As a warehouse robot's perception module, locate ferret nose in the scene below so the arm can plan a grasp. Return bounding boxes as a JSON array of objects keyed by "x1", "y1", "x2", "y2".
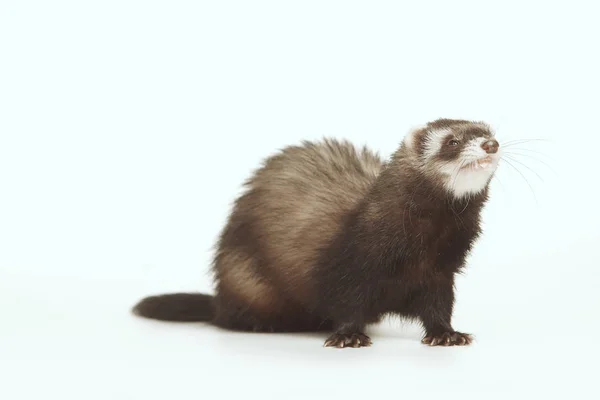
[{"x1": 481, "y1": 139, "x2": 499, "y2": 154}]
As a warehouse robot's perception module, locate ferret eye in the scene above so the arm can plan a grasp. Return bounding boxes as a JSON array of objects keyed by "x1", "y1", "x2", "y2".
[{"x1": 448, "y1": 139, "x2": 460, "y2": 146}]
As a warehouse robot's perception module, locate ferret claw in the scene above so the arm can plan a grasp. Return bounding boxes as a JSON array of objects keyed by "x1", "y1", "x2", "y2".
[
  {"x1": 422, "y1": 332, "x2": 473, "y2": 347},
  {"x1": 324, "y1": 333, "x2": 372, "y2": 348}
]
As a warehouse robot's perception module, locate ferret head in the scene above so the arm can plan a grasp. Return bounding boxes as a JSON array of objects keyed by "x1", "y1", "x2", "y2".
[{"x1": 402, "y1": 118, "x2": 501, "y2": 198}]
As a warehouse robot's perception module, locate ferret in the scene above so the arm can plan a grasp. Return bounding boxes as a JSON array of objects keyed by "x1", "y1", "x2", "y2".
[{"x1": 133, "y1": 118, "x2": 501, "y2": 348}]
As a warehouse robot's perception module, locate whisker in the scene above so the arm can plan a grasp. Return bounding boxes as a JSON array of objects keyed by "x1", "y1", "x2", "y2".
[
  {"x1": 447, "y1": 159, "x2": 471, "y2": 225},
  {"x1": 503, "y1": 147, "x2": 554, "y2": 160},
  {"x1": 500, "y1": 158, "x2": 538, "y2": 204},
  {"x1": 501, "y1": 137, "x2": 551, "y2": 143},
  {"x1": 502, "y1": 154, "x2": 545, "y2": 182},
  {"x1": 502, "y1": 151, "x2": 557, "y2": 175},
  {"x1": 458, "y1": 193, "x2": 471, "y2": 214},
  {"x1": 491, "y1": 174, "x2": 507, "y2": 194},
  {"x1": 502, "y1": 138, "x2": 552, "y2": 148},
  {"x1": 450, "y1": 159, "x2": 469, "y2": 194}
]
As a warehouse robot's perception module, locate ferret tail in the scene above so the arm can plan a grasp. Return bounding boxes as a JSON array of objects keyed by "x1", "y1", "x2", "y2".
[{"x1": 132, "y1": 293, "x2": 214, "y2": 322}]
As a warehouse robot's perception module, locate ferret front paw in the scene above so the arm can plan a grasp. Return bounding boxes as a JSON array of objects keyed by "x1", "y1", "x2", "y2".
[
  {"x1": 421, "y1": 331, "x2": 473, "y2": 346},
  {"x1": 324, "y1": 333, "x2": 372, "y2": 348}
]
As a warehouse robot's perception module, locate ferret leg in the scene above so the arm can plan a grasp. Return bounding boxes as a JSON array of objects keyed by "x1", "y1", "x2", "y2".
[
  {"x1": 416, "y1": 281, "x2": 473, "y2": 346},
  {"x1": 323, "y1": 320, "x2": 372, "y2": 348}
]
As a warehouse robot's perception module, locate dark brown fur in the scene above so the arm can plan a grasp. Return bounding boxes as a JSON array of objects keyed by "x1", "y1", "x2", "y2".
[{"x1": 133, "y1": 119, "x2": 495, "y2": 348}]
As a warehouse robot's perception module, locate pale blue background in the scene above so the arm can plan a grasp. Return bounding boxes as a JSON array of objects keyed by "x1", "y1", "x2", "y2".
[{"x1": 1, "y1": 1, "x2": 598, "y2": 399}]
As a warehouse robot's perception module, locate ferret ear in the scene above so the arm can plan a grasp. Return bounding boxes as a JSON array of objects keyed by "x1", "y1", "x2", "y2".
[{"x1": 403, "y1": 125, "x2": 427, "y2": 150}]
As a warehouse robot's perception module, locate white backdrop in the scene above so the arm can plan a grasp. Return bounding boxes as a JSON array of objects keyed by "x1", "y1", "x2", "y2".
[{"x1": 1, "y1": 1, "x2": 599, "y2": 399}]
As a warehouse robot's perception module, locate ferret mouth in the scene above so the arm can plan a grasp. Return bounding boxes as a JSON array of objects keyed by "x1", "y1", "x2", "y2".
[{"x1": 461, "y1": 156, "x2": 494, "y2": 170}]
